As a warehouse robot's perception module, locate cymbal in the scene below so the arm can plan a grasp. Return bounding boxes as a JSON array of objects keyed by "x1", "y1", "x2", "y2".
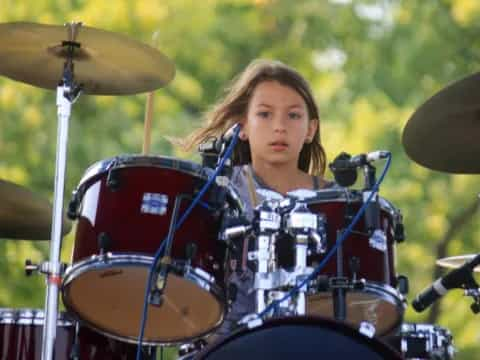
[
  {"x1": 402, "y1": 72, "x2": 480, "y2": 173},
  {"x1": 0, "y1": 179, "x2": 72, "y2": 240},
  {"x1": 436, "y1": 255, "x2": 480, "y2": 273},
  {"x1": 0, "y1": 22, "x2": 175, "y2": 95}
]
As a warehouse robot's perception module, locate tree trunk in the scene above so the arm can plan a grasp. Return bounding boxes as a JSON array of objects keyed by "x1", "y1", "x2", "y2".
[{"x1": 427, "y1": 197, "x2": 480, "y2": 324}]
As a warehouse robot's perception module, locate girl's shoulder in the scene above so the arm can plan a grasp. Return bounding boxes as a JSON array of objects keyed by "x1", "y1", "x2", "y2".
[
  {"x1": 313, "y1": 176, "x2": 338, "y2": 190},
  {"x1": 231, "y1": 165, "x2": 249, "y2": 186}
]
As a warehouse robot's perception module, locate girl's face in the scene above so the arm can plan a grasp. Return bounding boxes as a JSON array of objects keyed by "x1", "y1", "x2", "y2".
[{"x1": 242, "y1": 80, "x2": 318, "y2": 170}]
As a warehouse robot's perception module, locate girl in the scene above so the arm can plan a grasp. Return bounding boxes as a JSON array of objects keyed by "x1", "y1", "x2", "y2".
[{"x1": 184, "y1": 59, "x2": 332, "y2": 337}]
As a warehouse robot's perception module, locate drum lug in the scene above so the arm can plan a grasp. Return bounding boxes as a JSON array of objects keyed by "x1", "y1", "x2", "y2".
[
  {"x1": 349, "y1": 256, "x2": 360, "y2": 279},
  {"x1": 67, "y1": 190, "x2": 79, "y2": 220},
  {"x1": 358, "y1": 321, "x2": 376, "y2": 338},
  {"x1": 97, "y1": 232, "x2": 112, "y2": 254},
  {"x1": 396, "y1": 275, "x2": 409, "y2": 295},
  {"x1": 238, "y1": 313, "x2": 264, "y2": 329},
  {"x1": 106, "y1": 168, "x2": 121, "y2": 191},
  {"x1": 394, "y1": 223, "x2": 405, "y2": 243},
  {"x1": 178, "y1": 339, "x2": 207, "y2": 358},
  {"x1": 185, "y1": 242, "x2": 198, "y2": 262}
]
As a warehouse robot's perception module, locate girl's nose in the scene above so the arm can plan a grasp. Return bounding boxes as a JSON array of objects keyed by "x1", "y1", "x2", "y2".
[{"x1": 273, "y1": 114, "x2": 287, "y2": 133}]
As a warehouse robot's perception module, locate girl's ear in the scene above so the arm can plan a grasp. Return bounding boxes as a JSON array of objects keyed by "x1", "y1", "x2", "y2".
[
  {"x1": 306, "y1": 118, "x2": 319, "y2": 143},
  {"x1": 239, "y1": 117, "x2": 248, "y2": 140},
  {"x1": 239, "y1": 131, "x2": 248, "y2": 140}
]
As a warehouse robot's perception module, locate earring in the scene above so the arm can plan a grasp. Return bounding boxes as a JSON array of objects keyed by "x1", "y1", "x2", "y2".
[{"x1": 239, "y1": 131, "x2": 247, "y2": 140}]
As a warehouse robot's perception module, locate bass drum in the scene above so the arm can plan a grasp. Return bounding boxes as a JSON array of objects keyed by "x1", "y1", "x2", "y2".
[
  {"x1": 62, "y1": 155, "x2": 242, "y2": 345},
  {"x1": 196, "y1": 316, "x2": 402, "y2": 359}
]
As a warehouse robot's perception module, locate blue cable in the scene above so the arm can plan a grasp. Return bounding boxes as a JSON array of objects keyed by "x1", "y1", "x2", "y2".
[
  {"x1": 135, "y1": 125, "x2": 241, "y2": 359},
  {"x1": 256, "y1": 153, "x2": 392, "y2": 319}
]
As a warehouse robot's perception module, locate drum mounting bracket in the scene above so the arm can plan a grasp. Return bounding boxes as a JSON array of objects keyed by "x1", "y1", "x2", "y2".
[{"x1": 25, "y1": 259, "x2": 67, "y2": 277}]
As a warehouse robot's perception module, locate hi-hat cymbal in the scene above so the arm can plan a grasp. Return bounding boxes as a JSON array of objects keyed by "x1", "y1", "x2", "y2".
[
  {"x1": 0, "y1": 22, "x2": 175, "y2": 95},
  {"x1": 402, "y1": 72, "x2": 480, "y2": 173},
  {"x1": 436, "y1": 255, "x2": 480, "y2": 273},
  {"x1": 0, "y1": 179, "x2": 71, "y2": 240}
]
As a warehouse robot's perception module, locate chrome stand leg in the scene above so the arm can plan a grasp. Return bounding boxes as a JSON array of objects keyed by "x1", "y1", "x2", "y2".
[{"x1": 41, "y1": 84, "x2": 74, "y2": 360}]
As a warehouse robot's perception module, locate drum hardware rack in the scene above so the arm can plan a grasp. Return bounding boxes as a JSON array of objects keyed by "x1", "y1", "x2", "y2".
[
  {"x1": 226, "y1": 190, "x2": 328, "y2": 320},
  {"x1": 232, "y1": 153, "x2": 393, "y2": 334}
]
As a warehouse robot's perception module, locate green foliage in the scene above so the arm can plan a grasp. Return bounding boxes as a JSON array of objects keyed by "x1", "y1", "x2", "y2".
[{"x1": 1, "y1": 0, "x2": 480, "y2": 358}]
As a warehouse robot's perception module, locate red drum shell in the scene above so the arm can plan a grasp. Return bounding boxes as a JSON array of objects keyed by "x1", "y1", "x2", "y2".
[
  {"x1": 63, "y1": 155, "x2": 242, "y2": 345},
  {"x1": 304, "y1": 189, "x2": 405, "y2": 336},
  {"x1": 0, "y1": 309, "x2": 137, "y2": 360},
  {"x1": 71, "y1": 155, "x2": 238, "y2": 272}
]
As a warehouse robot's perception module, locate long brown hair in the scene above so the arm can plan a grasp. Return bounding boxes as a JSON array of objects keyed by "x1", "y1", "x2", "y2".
[{"x1": 184, "y1": 59, "x2": 327, "y2": 175}]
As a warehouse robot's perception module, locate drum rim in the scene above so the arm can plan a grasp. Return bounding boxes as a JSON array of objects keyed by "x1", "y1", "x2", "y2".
[
  {"x1": 308, "y1": 281, "x2": 405, "y2": 336},
  {"x1": 0, "y1": 308, "x2": 72, "y2": 326},
  {"x1": 307, "y1": 188, "x2": 401, "y2": 221},
  {"x1": 198, "y1": 315, "x2": 403, "y2": 359},
  {"x1": 73, "y1": 154, "x2": 244, "y2": 214},
  {"x1": 79, "y1": 154, "x2": 207, "y2": 184},
  {"x1": 62, "y1": 253, "x2": 227, "y2": 345}
]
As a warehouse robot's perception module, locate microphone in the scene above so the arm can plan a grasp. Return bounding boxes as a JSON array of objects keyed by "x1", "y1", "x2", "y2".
[
  {"x1": 329, "y1": 151, "x2": 390, "y2": 187},
  {"x1": 334, "y1": 151, "x2": 390, "y2": 169},
  {"x1": 198, "y1": 123, "x2": 241, "y2": 169},
  {"x1": 412, "y1": 254, "x2": 480, "y2": 312},
  {"x1": 329, "y1": 152, "x2": 358, "y2": 187}
]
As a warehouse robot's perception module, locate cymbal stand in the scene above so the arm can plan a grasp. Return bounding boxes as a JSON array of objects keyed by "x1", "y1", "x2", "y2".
[{"x1": 41, "y1": 23, "x2": 83, "y2": 360}]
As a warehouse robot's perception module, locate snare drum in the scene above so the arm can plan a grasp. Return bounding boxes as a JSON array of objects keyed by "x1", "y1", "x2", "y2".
[
  {"x1": 301, "y1": 189, "x2": 405, "y2": 335},
  {"x1": 196, "y1": 316, "x2": 402, "y2": 359},
  {"x1": 62, "y1": 155, "x2": 242, "y2": 344},
  {"x1": 0, "y1": 309, "x2": 137, "y2": 359}
]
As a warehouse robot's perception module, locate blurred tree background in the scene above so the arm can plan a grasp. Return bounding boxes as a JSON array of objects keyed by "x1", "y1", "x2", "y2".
[{"x1": 1, "y1": 0, "x2": 480, "y2": 358}]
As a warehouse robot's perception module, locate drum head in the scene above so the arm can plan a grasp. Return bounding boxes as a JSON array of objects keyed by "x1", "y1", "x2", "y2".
[
  {"x1": 62, "y1": 255, "x2": 225, "y2": 345},
  {"x1": 198, "y1": 316, "x2": 401, "y2": 359},
  {"x1": 307, "y1": 283, "x2": 404, "y2": 335}
]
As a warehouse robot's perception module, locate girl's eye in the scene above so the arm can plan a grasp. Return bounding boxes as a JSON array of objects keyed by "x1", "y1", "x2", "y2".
[
  {"x1": 257, "y1": 111, "x2": 270, "y2": 118},
  {"x1": 288, "y1": 112, "x2": 302, "y2": 120}
]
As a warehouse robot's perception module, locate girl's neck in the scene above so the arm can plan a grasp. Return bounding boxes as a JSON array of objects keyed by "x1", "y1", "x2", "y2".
[{"x1": 250, "y1": 161, "x2": 313, "y2": 194}]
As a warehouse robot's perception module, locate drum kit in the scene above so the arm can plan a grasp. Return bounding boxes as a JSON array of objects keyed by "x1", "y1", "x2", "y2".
[{"x1": 0, "y1": 20, "x2": 477, "y2": 360}]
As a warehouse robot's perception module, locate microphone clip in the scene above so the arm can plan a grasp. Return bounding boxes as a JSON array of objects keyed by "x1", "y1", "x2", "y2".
[
  {"x1": 465, "y1": 287, "x2": 480, "y2": 314},
  {"x1": 149, "y1": 256, "x2": 172, "y2": 306}
]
